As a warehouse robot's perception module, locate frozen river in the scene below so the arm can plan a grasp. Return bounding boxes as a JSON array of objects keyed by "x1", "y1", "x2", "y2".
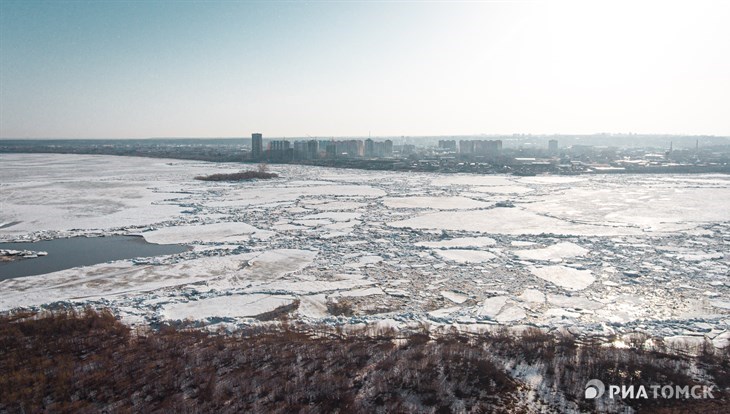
[{"x1": 0, "y1": 154, "x2": 728, "y2": 345}]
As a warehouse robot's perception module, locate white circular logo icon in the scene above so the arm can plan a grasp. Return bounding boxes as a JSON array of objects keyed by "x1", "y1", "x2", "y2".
[{"x1": 585, "y1": 379, "x2": 605, "y2": 399}]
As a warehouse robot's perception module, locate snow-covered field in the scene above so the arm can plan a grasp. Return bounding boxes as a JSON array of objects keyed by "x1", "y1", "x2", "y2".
[{"x1": 1, "y1": 154, "x2": 729, "y2": 344}]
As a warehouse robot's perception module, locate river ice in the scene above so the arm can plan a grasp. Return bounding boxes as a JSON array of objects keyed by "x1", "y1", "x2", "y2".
[{"x1": 1, "y1": 154, "x2": 728, "y2": 343}]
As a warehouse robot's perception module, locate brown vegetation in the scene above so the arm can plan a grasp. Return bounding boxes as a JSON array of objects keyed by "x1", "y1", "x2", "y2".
[
  {"x1": 0, "y1": 309, "x2": 518, "y2": 413},
  {"x1": 0, "y1": 309, "x2": 727, "y2": 413},
  {"x1": 195, "y1": 164, "x2": 278, "y2": 181},
  {"x1": 326, "y1": 298, "x2": 354, "y2": 317}
]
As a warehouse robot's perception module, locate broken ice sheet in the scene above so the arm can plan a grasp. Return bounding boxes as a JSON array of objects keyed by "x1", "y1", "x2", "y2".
[{"x1": 0, "y1": 154, "x2": 728, "y2": 338}]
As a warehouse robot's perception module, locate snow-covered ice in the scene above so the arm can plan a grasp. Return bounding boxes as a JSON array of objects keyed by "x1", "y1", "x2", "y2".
[
  {"x1": 518, "y1": 289, "x2": 546, "y2": 304},
  {"x1": 529, "y1": 266, "x2": 596, "y2": 291},
  {"x1": 142, "y1": 222, "x2": 271, "y2": 244},
  {"x1": 383, "y1": 196, "x2": 492, "y2": 210},
  {"x1": 389, "y1": 208, "x2": 643, "y2": 236},
  {"x1": 441, "y1": 291, "x2": 469, "y2": 304},
  {"x1": 163, "y1": 294, "x2": 296, "y2": 321},
  {"x1": 478, "y1": 296, "x2": 509, "y2": 318},
  {"x1": 514, "y1": 242, "x2": 589, "y2": 262},
  {"x1": 435, "y1": 249, "x2": 497, "y2": 263},
  {"x1": 416, "y1": 236, "x2": 496, "y2": 248},
  {"x1": 0, "y1": 154, "x2": 728, "y2": 339}
]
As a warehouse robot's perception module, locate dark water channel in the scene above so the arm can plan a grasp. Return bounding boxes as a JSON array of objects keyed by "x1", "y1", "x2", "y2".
[{"x1": 0, "y1": 236, "x2": 187, "y2": 280}]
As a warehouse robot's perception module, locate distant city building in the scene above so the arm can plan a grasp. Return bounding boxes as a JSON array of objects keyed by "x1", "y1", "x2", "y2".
[
  {"x1": 251, "y1": 133, "x2": 263, "y2": 160},
  {"x1": 459, "y1": 140, "x2": 501, "y2": 156},
  {"x1": 318, "y1": 140, "x2": 331, "y2": 151},
  {"x1": 400, "y1": 144, "x2": 416, "y2": 156},
  {"x1": 383, "y1": 140, "x2": 393, "y2": 156},
  {"x1": 325, "y1": 141, "x2": 336, "y2": 158},
  {"x1": 293, "y1": 141, "x2": 306, "y2": 160},
  {"x1": 307, "y1": 140, "x2": 319, "y2": 159},
  {"x1": 438, "y1": 140, "x2": 457, "y2": 151},
  {"x1": 326, "y1": 140, "x2": 363, "y2": 158},
  {"x1": 294, "y1": 140, "x2": 319, "y2": 160},
  {"x1": 364, "y1": 138, "x2": 375, "y2": 157},
  {"x1": 473, "y1": 140, "x2": 502, "y2": 155},
  {"x1": 459, "y1": 140, "x2": 473, "y2": 154},
  {"x1": 269, "y1": 140, "x2": 290, "y2": 152},
  {"x1": 548, "y1": 139, "x2": 558, "y2": 153},
  {"x1": 251, "y1": 136, "x2": 394, "y2": 162},
  {"x1": 268, "y1": 140, "x2": 293, "y2": 161}
]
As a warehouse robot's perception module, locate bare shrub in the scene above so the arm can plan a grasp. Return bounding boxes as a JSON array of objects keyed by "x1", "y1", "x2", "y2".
[{"x1": 326, "y1": 298, "x2": 354, "y2": 317}]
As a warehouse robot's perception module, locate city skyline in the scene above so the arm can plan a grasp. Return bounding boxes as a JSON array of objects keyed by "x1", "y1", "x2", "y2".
[{"x1": 1, "y1": 1, "x2": 729, "y2": 139}]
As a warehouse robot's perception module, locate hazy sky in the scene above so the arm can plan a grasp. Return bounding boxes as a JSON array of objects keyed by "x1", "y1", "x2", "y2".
[{"x1": 1, "y1": 1, "x2": 728, "y2": 139}]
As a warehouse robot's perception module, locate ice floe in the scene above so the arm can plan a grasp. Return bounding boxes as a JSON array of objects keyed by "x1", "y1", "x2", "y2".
[
  {"x1": 514, "y1": 242, "x2": 589, "y2": 262},
  {"x1": 529, "y1": 266, "x2": 596, "y2": 291},
  {"x1": 142, "y1": 222, "x2": 270, "y2": 244},
  {"x1": 416, "y1": 236, "x2": 497, "y2": 249},
  {"x1": 383, "y1": 196, "x2": 492, "y2": 210},
  {"x1": 163, "y1": 294, "x2": 296, "y2": 321},
  {"x1": 435, "y1": 249, "x2": 497, "y2": 263}
]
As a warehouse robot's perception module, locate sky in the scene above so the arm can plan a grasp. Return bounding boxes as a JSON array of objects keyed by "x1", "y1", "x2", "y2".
[{"x1": 1, "y1": 0, "x2": 729, "y2": 139}]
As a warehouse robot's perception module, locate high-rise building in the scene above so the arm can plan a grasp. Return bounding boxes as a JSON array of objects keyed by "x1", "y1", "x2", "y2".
[
  {"x1": 293, "y1": 140, "x2": 307, "y2": 159},
  {"x1": 459, "y1": 140, "x2": 474, "y2": 154},
  {"x1": 548, "y1": 139, "x2": 558, "y2": 153},
  {"x1": 325, "y1": 142, "x2": 336, "y2": 159},
  {"x1": 268, "y1": 140, "x2": 292, "y2": 162},
  {"x1": 251, "y1": 133, "x2": 263, "y2": 160},
  {"x1": 293, "y1": 140, "x2": 319, "y2": 160},
  {"x1": 306, "y1": 140, "x2": 319, "y2": 159},
  {"x1": 383, "y1": 140, "x2": 393, "y2": 156},
  {"x1": 364, "y1": 138, "x2": 374, "y2": 157},
  {"x1": 331, "y1": 140, "x2": 363, "y2": 157},
  {"x1": 473, "y1": 140, "x2": 502, "y2": 155},
  {"x1": 459, "y1": 140, "x2": 501, "y2": 156}
]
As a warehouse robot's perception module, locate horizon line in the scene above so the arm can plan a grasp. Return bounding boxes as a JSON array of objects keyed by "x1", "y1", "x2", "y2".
[{"x1": 2, "y1": 132, "x2": 730, "y2": 141}]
